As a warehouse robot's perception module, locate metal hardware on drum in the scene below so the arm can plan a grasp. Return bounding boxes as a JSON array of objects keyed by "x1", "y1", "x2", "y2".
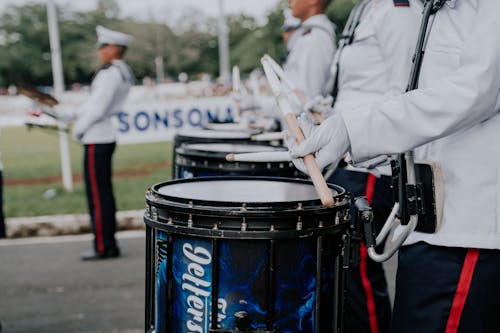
[{"x1": 144, "y1": 177, "x2": 351, "y2": 333}]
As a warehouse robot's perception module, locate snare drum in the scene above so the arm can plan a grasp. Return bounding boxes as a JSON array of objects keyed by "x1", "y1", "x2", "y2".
[
  {"x1": 144, "y1": 177, "x2": 350, "y2": 333},
  {"x1": 175, "y1": 143, "x2": 298, "y2": 179},
  {"x1": 171, "y1": 129, "x2": 282, "y2": 178}
]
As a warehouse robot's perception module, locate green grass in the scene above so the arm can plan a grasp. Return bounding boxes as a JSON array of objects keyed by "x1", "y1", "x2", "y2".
[{"x1": 1, "y1": 127, "x2": 173, "y2": 217}]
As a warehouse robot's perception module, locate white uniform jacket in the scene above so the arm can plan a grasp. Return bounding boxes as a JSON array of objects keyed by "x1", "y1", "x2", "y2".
[
  {"x1": 342, "y1": 0, "x2": 500, "y2": 249},
  {"x1": 73, "y1": 59, "x2": 134, "y2": 144},
  {"x1": 283, "y1": 14, "x2": 336, "y2": 98},
  {"x1": 333, "y1": 0, "x2": 421, "y2": 175}
]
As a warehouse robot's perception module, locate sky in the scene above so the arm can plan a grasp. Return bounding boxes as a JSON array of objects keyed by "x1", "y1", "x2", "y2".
[{"x1": 0, "y1": 0, "x2": 282, "y2": 26}]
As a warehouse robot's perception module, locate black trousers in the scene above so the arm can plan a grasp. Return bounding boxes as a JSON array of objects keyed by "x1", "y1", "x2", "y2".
[
  {"x1": 0, "y1": 170, "x2": 5, "y2": 238},
  {"x1": 392, "y1": 242, "x2": 500, "y2": 333},
  {"x1": 83, "y1": 143, "x2": 117, "y2": 253},
  {"x1": 329, "y1": 168, "x2": 392, "y2": 333}
]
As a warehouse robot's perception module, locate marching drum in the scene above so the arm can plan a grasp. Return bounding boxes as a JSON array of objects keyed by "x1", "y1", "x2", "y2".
[
  {"x1": 174, "y1": 143, "x2": 299, "y2": 179},
  {"x1": 144, "y1": 177, "x2": 350, "y2": 333},
  {"x1": 171, "y1": 129, "x2": 282, "y2": 178}
]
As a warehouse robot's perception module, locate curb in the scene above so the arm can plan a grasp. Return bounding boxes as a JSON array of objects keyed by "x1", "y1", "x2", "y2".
[{"x1": 4, "y1": 210, "x2": 145, "y2": 238}]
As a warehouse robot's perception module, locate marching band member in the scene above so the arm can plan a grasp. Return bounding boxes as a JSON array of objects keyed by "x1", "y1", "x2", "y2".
[
  {"x1": 72, "y1": 26, "x2": 135, "y2": 260},
  {"x1": 289, "y1": 0, "x2": 500, "y2": 331},
  {"x1": 284, "y1": 0, "x2": 336, "y2": 99},
  {"x1": 301, "y1": 1, "x2": 421, "y2": 331}
]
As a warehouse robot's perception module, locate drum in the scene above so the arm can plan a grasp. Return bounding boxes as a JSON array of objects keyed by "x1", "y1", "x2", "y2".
[
  {"x1": 171, "y1": 129, "x2": 282, "y2": 178},
  {"x1": 144, "y1": 177, "x2": 350, "y2": 333},
  {"x1": 175, "y1": 143, "x2": 299, "y2": 179}
]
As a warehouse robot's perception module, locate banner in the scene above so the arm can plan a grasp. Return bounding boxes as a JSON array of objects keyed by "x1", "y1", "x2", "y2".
[{"x1": 114, "y1": 97, "x2": 235, "y2": 145}]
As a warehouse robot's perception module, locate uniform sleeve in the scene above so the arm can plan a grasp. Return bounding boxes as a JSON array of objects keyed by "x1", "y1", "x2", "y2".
[
  {"x1": 343, "y1": 1, "x2": 500, "y2": 161},
  {"x1": 286, "y1": 32, "x2": 336, "y2": 98},
  {"x1": 73, "y1": 67, "x2": 121, "y2": 138}
]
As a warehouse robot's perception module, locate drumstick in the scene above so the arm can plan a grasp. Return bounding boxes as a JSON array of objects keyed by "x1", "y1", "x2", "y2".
[
  {"x1": 251, "y1": 132, "x2": 284, "y2": 142},
  {"x1": 226, "y1": 151, "x2": 291, "y2": 162},
  {"x1": 232, "y1": 65, "x2": 242, "y2": 122},
  {"x1": 261, "y1": 54, "x2": 324, "y2": 124},
  {"x1": 261, "y1": 58, "x2": 334, "y2": 208}
]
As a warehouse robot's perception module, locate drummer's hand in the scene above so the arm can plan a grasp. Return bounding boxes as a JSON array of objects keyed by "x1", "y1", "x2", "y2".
[
  {"x1": 48, "y1": 105, "x2": 76, "y2": 124},
  {"x1": 286, "y1": 114, "x2": 350, "y2": 175},
  {"x1": 72, "y1": 123, "x2": 84, "y2": 142},
  {"x1": 304, "y1": 95, "x2": 334, "y2": 118}
]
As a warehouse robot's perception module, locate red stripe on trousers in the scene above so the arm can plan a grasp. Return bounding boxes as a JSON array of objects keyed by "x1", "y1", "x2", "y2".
[
  {"x1": 360, "y1": 173, "x2": 379, "y2": 333},
  {"x1": 445, "y1": 248, "x2": 479, "y2": 333},
  {"x1": 88, "y1": 145, "x2": 104, "y2": 254}
]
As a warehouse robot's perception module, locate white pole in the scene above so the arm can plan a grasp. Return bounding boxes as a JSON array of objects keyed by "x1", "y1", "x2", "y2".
[
  {"x1": 217, "y1": 0, "x2": 230, "y2": 84},
  {"x1": 47, "y1": 0, "x2": 73, "y2": 192}
]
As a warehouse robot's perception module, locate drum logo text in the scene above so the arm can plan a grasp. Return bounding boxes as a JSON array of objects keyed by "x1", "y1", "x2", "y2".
[{"x1": 182, "y1": 242, "x2": 227, "y2": 332}]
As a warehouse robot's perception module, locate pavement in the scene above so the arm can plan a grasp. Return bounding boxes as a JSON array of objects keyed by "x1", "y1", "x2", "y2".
[
  {"x1": 0, "y1": 231, "x2": 145, "y2": 333},
  {"x1": 0, "y1": 217, "x2": 398, "y2": 333}
]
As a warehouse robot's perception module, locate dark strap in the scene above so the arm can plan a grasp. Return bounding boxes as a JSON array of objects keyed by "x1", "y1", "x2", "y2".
[{"x1": 397, "y1": 0, "x2": 448, "y2": 226}]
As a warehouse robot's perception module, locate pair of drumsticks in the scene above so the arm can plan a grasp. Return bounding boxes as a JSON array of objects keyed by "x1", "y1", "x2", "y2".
[{"x1": 258, "y1": 55, "x2": 333, "y2": 207}]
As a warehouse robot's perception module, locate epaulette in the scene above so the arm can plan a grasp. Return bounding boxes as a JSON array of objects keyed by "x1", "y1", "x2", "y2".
[{"x1": 393, "y1": 0, "x2": 410, "y2": 6}]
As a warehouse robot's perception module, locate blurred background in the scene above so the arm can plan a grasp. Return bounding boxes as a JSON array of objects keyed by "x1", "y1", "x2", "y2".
[{"x1": 0, "y1": 0, "x2": 356, "y2": 219}]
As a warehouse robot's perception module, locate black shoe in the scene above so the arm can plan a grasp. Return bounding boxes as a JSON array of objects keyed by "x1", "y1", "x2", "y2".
[{"x1": 80, "y1": 247, "x2": 120, "y2": 261}]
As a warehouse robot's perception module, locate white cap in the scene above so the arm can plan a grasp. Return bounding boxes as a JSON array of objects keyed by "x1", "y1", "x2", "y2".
[
  {"x1": 96, "y1": 25, "x2": 132, "y2": 48},
  {"x1": 281, "y1": 8, "x2": 301, "y2": 32}
]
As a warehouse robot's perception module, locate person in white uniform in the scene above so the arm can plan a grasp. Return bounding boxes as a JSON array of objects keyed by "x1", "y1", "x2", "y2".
[
  {"x1": 304, "y1": 1, "x2": 420, "y2": 332},
  {"x1": 74, "y1": 26, "x2": 135, "y2": 261},
  {"x1": 289, "y1": 0, "x2": 500, "y2": 331},
  {"x1": 284, "y1": 0, "x2": 336, "y2": 99}
]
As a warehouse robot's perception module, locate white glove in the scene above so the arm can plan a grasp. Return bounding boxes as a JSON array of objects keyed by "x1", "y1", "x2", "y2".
[
  {"x1": 286, "y1": 114, "x2": 350, "y2": 175},
  {"x1": 51, "y1": 105, "x2": 75, "y2": 123},
  {"x1": 304, "y1": 95, "x2": 334, "y2": 118},
  {"x1": 72, "y1": 122, "x2": 85, "y2": 142}
]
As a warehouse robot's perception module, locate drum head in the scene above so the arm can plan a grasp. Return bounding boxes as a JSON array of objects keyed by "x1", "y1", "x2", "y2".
[
  {"x1": 156, "y1": 177, "x2": 338, "y2": 204},
  {"x1": 176, "y1": 129, "x2": 255, "y2": 139}
]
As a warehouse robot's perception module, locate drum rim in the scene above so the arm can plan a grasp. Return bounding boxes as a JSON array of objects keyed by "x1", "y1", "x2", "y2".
[
  {"x1": 146, "y1": 176, "x2": 348, "y2": 213},
  {"x1": 176, "y1": 143, "x2": 287, "y2": 160},
  {"x1": 175, "y1": 128, "x2": 259, "y2": 139}
]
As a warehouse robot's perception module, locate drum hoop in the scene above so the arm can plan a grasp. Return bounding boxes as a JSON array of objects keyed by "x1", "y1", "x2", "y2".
[
  {"x1": 175, "y1": 130, "x2": 257, "y2": 140},
  {"x1": 174, "y1": 155, "x2": 295, "y2": 172},
  {"x1": 176, "y1": 144, "x2": 287, "y2": 160},
  {"x1": 147, "y1": 176, "x2": 349, "y2": 214},
  {"x1": 144, "y1": 215, "x2": 348, "y2": 239}
]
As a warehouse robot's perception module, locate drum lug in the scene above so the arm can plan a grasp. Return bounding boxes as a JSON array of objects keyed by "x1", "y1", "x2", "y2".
[
  {"x1": 241, "y1": 218, "x2": 247, "y2": 232},
  {"x1": 151, "y1": 206, "x2": 158, "y2": 222},
  {"x1": 188, "y1": 214, "x2": 193, "y2": 228},
  {"x1": 296, "y1": 216, "x2": 303, "y2": 231}
]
